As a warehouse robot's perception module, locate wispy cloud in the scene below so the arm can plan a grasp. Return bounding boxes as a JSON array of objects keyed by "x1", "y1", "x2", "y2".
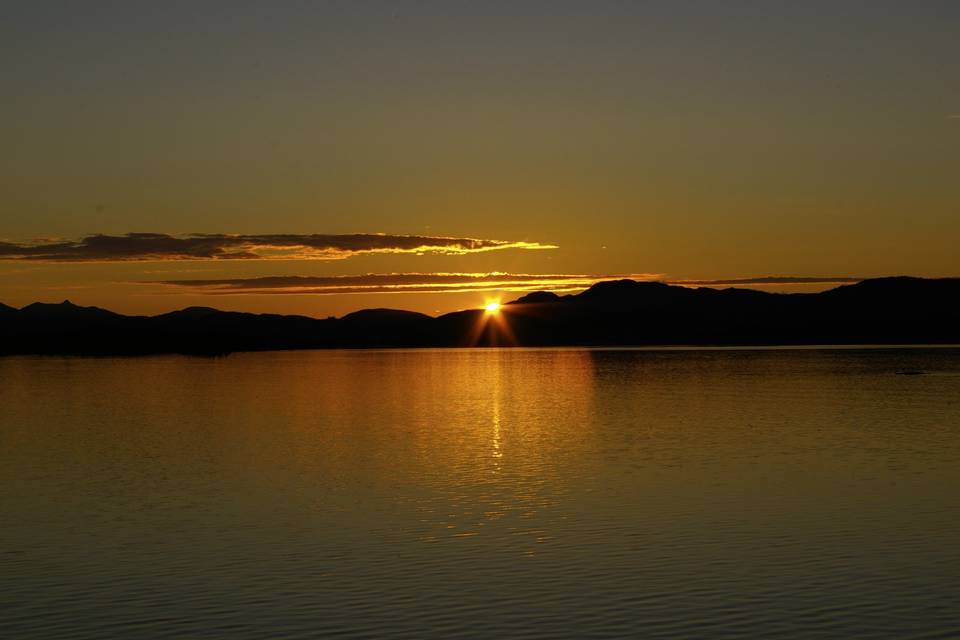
[
  {"x1": 148, "y1": 273, "x2": 858, "y2": 296},
  {"x1": 0, "y1": 233, "x2": 556, "y2": 262},
  {"x1": 149, "y1": 272, "x2": 661, "y2": 295}
]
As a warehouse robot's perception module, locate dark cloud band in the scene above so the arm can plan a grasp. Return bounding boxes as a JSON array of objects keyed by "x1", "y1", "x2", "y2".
[
  {"x1": 0, "y1": 233, "x2": 556, "y2": 262},
  {"x1": 148, "y1": 273, "x2": 858, "y2": 296},
  {"x1": 151, "y1": 272, "x2": 639, "y2": 295}
]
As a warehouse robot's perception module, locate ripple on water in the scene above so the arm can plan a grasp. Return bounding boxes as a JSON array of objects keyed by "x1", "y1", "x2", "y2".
[{"x1": 1, "y1": 348, "x2": 960, "y2": 638}]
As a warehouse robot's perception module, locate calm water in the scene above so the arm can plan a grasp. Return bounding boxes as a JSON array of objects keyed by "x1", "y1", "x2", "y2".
[{"x1": 2, "y1": 348, "x2": 959, "y2": 639}]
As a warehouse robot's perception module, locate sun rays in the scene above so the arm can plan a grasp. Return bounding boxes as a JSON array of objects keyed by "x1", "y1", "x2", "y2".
[{"x1": 466, "y1": 297, "x2": 516, "y2": 346}]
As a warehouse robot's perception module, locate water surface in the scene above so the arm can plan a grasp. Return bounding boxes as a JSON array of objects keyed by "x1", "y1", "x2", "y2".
[{"x1": 2, "y1": 348, "x2": 959, "y2": 638}]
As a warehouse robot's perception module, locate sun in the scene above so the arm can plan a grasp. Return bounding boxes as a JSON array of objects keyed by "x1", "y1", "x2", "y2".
[{"x1": 484, "y1": 301, "x2": 501, "y2": 313}]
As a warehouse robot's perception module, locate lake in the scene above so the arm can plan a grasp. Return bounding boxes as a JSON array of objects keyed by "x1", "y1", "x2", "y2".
[{"x1": 2, "y1": 347, "x2": 959, "y2": 638}]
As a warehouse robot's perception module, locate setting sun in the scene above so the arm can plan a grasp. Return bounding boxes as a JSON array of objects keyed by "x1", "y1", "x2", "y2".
[{"x1": 4, "y1": 3, "x2": 960, "y2": 638}]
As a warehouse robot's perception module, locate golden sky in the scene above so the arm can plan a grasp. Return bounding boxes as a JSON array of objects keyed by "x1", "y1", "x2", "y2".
[{"x1": 2, "y1": 2, "x2": 958, "y2": 316}]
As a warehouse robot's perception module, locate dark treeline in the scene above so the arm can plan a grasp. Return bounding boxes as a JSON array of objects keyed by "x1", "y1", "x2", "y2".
[{"x1": 1, "y1": 277, "x2": 958, "y2": 356}]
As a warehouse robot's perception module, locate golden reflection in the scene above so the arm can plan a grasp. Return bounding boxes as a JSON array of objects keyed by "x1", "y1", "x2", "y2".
[
  {"x1": 491, "y1": 365, "x2": 503, "y2": 464},
  {"x1": 164, "y1": 350, "x2": 599, "y2": 553}
]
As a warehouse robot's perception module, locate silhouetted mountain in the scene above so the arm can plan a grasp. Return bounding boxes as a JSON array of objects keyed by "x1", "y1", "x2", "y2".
[
  {"x1": 19, "y1": 300, "x2": 120, "y2": 319},
  {"x1": 337, "y1": 309, "x2": 435, "y2": 347},
  {"x1": 2, "y1": 276, "x2": 958, "y2": 355},
  {"x1": 507, "y1": 291, "x2": 562, "y2": 305},
  {"x1": 157, "y1": 306, "x2": 224, "y2": 318}
]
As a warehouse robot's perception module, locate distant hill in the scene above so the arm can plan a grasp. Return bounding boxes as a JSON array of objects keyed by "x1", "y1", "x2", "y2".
[{"x1": 2, "y1": 277, "x2": 959, "y2": 355}]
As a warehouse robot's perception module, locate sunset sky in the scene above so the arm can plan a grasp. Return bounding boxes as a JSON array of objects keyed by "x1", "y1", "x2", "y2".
[{"x1": 2, "y1": 1, "x2": 958, "y2": 317}]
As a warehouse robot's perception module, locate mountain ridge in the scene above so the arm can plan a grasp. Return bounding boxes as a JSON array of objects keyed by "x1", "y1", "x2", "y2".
[{"x1": 2, "y1": 276, "x2": 959, "y2": 355}]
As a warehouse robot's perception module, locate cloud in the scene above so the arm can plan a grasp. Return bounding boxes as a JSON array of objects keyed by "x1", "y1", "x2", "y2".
[
  {"x1": 148, "y1": 273, "x2": 857, "y2": 296},
  {"x1": 670, "y1": 276, "x2": 861, "y2": 286},
  {"x1": 0, "y1": 232, "x2": 556, "y2": 262},
  {"x1": 149, "y1": 272, "x2": 661, "y2": 295}
]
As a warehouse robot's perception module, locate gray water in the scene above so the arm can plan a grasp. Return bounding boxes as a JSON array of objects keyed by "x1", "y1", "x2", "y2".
[{"x1": 2, "y1": 348, "x2": 959, "y2": 639}]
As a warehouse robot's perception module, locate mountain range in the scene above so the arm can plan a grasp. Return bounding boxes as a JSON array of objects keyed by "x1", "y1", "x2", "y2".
[{"x1": 1, "y1": 276, "x2": 958, "y2": 355}]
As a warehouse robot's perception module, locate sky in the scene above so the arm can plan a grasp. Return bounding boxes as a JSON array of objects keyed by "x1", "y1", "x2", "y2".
[{"x1": 2, "y1": 1, "x2": 958, "y2": 317}]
